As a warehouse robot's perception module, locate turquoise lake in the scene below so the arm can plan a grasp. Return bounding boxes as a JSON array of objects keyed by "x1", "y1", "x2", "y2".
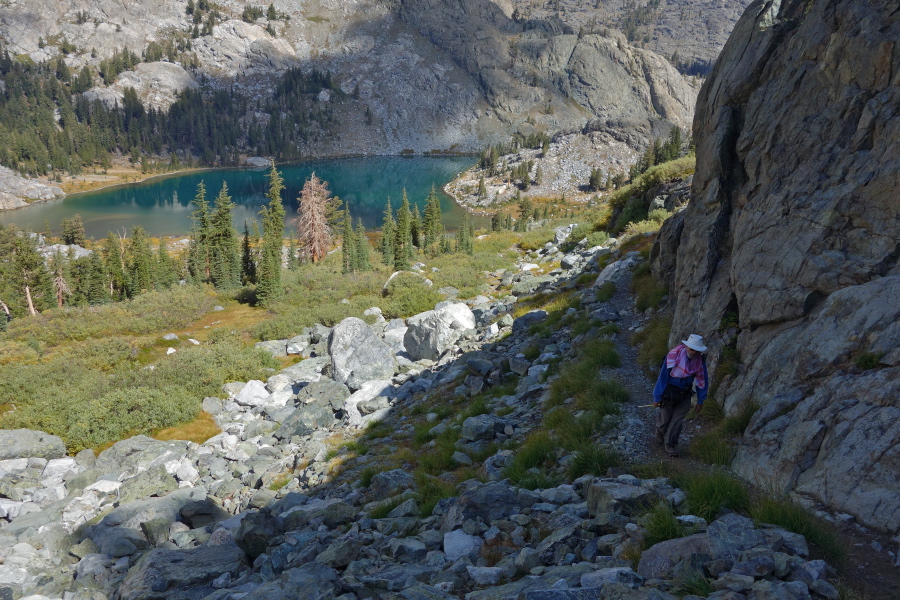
[{"x1": 0, "y1": 156, "x2": 478, "y2": 239}]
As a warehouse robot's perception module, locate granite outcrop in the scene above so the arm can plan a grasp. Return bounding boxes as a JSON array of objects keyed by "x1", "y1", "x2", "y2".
[{"x1": 652, "y1": 0, "x2": 900, "y2": 534}]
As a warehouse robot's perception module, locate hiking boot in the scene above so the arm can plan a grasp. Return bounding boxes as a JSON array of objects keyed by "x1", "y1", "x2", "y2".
[
  {"x1": 666, "y1": 446, "x2": 679, "y2": 458},
  {"x1": 655, "y1": 431, "x2": 664, "y2": 446}
]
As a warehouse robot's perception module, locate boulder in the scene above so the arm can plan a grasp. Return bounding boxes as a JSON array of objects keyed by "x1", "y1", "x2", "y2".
[
  {"x1": 116, "y1": 542, "x2": 245, "y2": 600},
  {"x1": 369, "y1": 469, "x2": 416, "y2": 500},
  {"x1": 512, "y1": 310, "x2": 547, "y2": 335},
  {"x1": 444, "y1": 529, "x2": 483, "y2": 561},
  {"x1": 234, "y1": 509, "x2": 283, "y2": 560},
  {"x1": 637, "y1": 534, "x2": 710, "y2": 579},
  {"x1": 404, "y1": 303, "x2": 476, "y2": 361},
  {"x1": 706, "y1": 514, "x2": 768, "y2": 561},
  {"x1": 328, "y1": 317, "x2": 395, "y2": 390},
  {"x1": 344, "y1": 379, "x2": 395, "y2": 429},
  {"x1": 296, "y1": 379, "x2": 350, "y2": 411},
  {"x1": 233, "y1": 380, "x2": 272, "y2": 407},
  {"x1": 586, "y1": 481, "x2": 658, "y2": 516},
  {"x1": 0, "y1": 429, "x2": 66, "y2": 460},
  {"x1": 460, "y1": 414, "x2": 506, "y2": 441},
  {"x1": 443, "y1": 481, "x2": 522, "y2": 530}
]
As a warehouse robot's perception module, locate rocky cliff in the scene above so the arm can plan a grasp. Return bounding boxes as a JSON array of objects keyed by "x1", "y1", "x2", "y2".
[{"x1": 654, "y1": 0, "x2": 899, "y2": 534}]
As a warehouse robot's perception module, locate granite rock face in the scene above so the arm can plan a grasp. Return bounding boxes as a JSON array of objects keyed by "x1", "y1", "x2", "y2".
[
  {"x1": 0, "y1": 166, "x2": 65, "y2": 210},
  {"x1": 84, "y1": 61, "x2": 199, "y2": 112},
  {"x1": 655, "y1": 0, "x2": 900, "y2": 534}
]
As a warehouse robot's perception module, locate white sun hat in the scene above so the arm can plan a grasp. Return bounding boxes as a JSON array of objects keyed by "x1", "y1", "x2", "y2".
[{"x1": 681, "y1": 334, "x2": 707, "y2": 352}]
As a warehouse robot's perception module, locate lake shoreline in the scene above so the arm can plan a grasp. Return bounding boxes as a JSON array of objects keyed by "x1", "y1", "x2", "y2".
[{"x1": 0, "y1": 156, "x2": 480, "y2": 238}]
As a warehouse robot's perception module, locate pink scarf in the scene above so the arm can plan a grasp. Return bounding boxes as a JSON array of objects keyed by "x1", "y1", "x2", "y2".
[{"x1": 666, "y1": 344, "x2": 706, "y2": 389}]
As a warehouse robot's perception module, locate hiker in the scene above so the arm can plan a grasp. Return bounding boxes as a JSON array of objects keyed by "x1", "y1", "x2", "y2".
[{"x1": 652, "y1": 334, "x2": 709, "y2": 457}]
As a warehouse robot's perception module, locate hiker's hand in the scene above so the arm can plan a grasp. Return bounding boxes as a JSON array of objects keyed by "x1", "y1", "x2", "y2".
[{"x1": 694, "y1": 404, "x2": 703, "y2": 414}]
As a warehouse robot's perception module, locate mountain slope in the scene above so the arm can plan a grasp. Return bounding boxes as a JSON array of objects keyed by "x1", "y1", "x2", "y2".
[{"x1": 0, "y1": 0, "x2": 698, "y2": 157}]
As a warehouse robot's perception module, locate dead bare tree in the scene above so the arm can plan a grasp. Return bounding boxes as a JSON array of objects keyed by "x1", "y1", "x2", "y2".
[{"x1": 296, "y1": 173, "x2": 337, "y2": 263}]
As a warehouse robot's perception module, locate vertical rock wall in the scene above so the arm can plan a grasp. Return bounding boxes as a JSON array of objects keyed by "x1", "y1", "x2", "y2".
[{"x1": 655, "y1": 0, "x2": 900, "y2": 533}]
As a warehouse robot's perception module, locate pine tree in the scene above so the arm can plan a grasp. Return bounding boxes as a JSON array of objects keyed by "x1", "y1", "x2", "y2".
[
  {"x1": 156, "y1": 237, "x2": 178, "y2": 289},
  {"x1": 355, "y1": 219, "x2": 371, "y2": 272},
  {"x1": 126, "y1": 226, "x2": 154, "y2": 296},
  {"x1": 102, "y1": 231, "x2": 127, "y2": 300},
  {"x1": 393, "y1": 189, "x2": 413, "y2": 270},
  {"x1": 589, "y1": 167, "x2": 604, "y2": 192},
  {"x1": 241, "y1": 220, "x2": 257, "y2": 284},
  {"x1": 341, "y1": 203, "x2": 356, "y2": 274},
  {"x1": 84, "y1": 252, "x2": 110, "y2": 305},
  {"x1": 12, "y1": 232, "x2": 52, "y2": 316},
  {"x1": 514, "y1": 191, "x2": 532, "y2": 232},
  {"x1": 381, "y1": 196, "x2": 395, "y2": 266},
  {"x1": 187, "y1": 182, "x2": 212, "y2": 282},
  {"x1": 61, "y1": 214, "x2": 86, "y2": 246},
  {"x1": 296, "y1": 173, "x2": 335, "y2": 264},
  {"x1": 423, "y1": 185, "x2": 442, "y2": 249},
  {"x1": 208, "y1": 183, "x2": 240, "y2": 289},
  {"x1": 411, "y1": 203, "x2": 422, "y2": 249},
  {"x1": 257, "y1": 164, "x2": 286, "y2": 306},
  {"x1": 477, "y1": 175, "x2": 487, "y2": 201}
]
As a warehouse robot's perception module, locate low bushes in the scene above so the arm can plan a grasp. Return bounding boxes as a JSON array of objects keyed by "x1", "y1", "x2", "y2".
[
  {"x1": 3, "y1": 286, "x2": 217, "y2": 347},
  {"x1": 0, "y1": 337, "x2": 277, "y2": 452}
]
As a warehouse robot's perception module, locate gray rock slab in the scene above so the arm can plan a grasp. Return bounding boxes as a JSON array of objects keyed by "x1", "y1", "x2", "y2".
[
  {"x1": 0, "y1": 429, "x2": 66, "y2": 460},
  {"x1": 117, "y1": 542, "x2": 245, "y2": 600}
]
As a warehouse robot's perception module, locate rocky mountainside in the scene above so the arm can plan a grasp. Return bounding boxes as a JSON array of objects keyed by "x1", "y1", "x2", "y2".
[
  {"x1": 0, "y1": 225, "x2": 863, "y2": 599},
  {"x1": 0, "y1": 0, "x2": 698, "y2": 156},
  {"x1": 508, "y1": 0, "x2": 752, "y2": 73},
  {"x1": 653, "y1": 0, "x2": 900, "y2": 534}
]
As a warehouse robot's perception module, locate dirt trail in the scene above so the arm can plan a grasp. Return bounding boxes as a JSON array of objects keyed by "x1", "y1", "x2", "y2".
[{"x1": 602, "y1": 262, "x2": 900, "y2": 600}]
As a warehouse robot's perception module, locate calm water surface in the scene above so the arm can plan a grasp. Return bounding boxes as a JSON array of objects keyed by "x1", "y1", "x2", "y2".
[{"x1": 0, "y1": 156, "x2": 478, "y2": 238}]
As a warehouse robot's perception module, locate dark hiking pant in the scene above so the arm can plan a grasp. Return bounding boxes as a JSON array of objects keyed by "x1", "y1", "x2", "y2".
[{"x1": 656, "y1": 395, "x2": 692, "y2": 450}]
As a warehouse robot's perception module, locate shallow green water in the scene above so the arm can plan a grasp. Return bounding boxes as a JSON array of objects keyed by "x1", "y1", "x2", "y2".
[{"x1": 0, "y1": 156, "x2": 477, "y2": 238}]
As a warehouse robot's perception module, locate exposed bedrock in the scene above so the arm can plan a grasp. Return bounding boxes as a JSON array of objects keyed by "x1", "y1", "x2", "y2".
[{"x1": 653, "y1": 0, "x2": 900, "y2": 533}]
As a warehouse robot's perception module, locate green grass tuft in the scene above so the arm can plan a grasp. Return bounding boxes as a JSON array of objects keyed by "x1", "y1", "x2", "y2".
[
  {"x1": 853, "y1": 352, "x2": 884, "y2": 370},
  {"x1": 642, "y1": 502, "x2": 687, "y2": 547},
  {"x1": 595, "y1": 282, "x2": 615, "y2": 303},
  {"x1": 359, "y1": 466, "x2": 380, "y2": 488},
  {"x1": 750, "y1": 497, "x2": 845, "y2": 566},
  {"x1": 368, "y1": 497, "x2": 403, "y2": 519},
  {"x1": 722, "y1": 401, "x2": 760, "y2": 437},
  {"x1": 632, "y1": 314, "x2": 672, "y2": 378},
  {"x1": 567, "y1": 444, "x2": 621, "y2": 479},
  {"x1": 676, "y1": 470, "x2": 749, "y2": 521},
  {"x1": 689, "y1": 431, "x2": 733, "y2": 466}
]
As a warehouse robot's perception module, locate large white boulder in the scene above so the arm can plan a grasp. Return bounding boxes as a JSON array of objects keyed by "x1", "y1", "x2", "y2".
[
  {"x1": 403, "y1": 302, "x2": 476, "y2": 361},
  {"x1": 328, "y1": 318, "x2": 395, "y2": 391}
]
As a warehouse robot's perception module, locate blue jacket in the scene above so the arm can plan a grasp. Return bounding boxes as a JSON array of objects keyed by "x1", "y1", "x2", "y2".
[{"x1": 652, "y1": 355, "x2": 709, "y2": 405}]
